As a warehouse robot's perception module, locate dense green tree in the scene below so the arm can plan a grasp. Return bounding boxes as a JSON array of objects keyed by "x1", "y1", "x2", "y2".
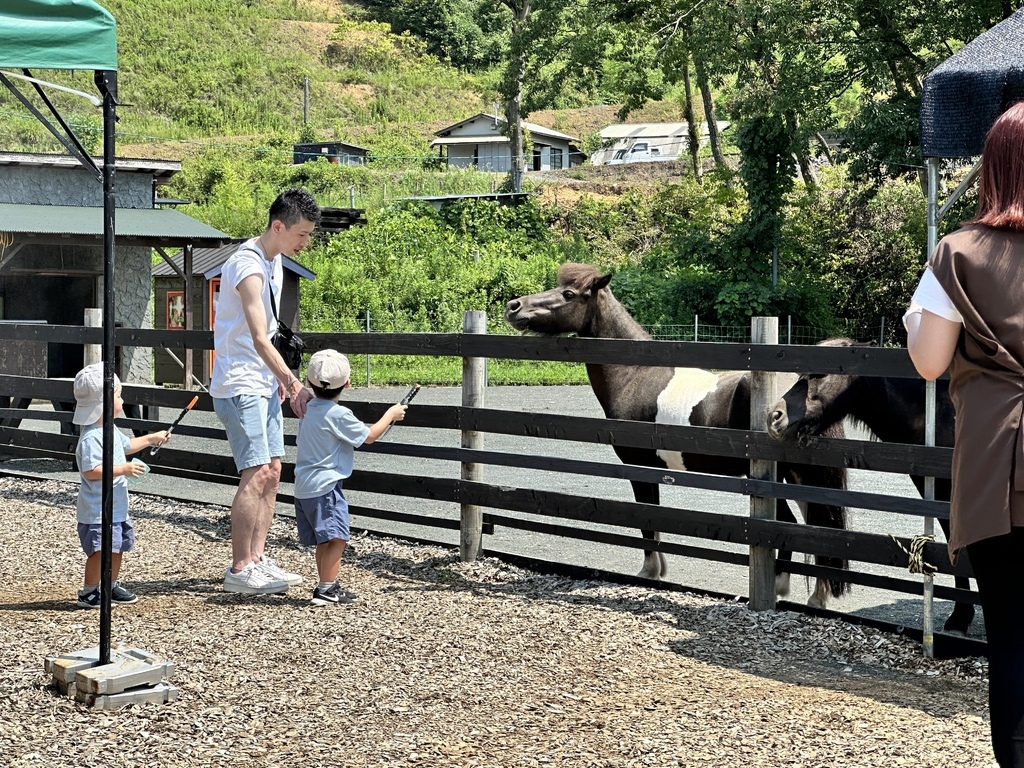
[{"x1": 360, "y1": 0, "x2": 508, "y2": 69}]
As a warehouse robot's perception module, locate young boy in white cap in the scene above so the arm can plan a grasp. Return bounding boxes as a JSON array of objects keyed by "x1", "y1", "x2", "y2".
[
  {"x1": 294, "y1": 350, "x2": 407, "y2": 605},
  {"x1": 72, "y1": 363, "x2": 170, "y2": 608}
]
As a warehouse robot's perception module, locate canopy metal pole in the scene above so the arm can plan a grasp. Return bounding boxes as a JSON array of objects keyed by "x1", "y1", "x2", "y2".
[
  {"x1": 922, "y1": 156, "x2": 941, "y2": 658},
  {"x1": 96, "y1": 69, "x2": 118, "y2": 666}
]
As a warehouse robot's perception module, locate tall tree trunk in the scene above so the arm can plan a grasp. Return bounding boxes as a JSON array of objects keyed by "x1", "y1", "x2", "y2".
[
  {"x1": 694, "y1": 55, "x2": 725, "y2": 167},
  {"x1": 501, "y1": 0, "x2": 532, "y2": 193},
  {"x1": 680, "y1": 55, "x2": 701, "y2": 180},
  {"x1": 787, "y1": 111, "x2": 817, "y2": 188},
  {"x1": 814, "y1": 132, "x2": 834, "y2": 166}
]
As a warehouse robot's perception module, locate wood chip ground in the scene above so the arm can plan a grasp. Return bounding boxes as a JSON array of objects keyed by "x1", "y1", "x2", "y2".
[{"x1": 0, "y1": 476, "x2": 996, "y2": 767}]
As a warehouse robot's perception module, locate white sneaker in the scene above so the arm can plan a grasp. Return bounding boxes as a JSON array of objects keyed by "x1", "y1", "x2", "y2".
[
  {"x1": 258, "y1": 555, "x2": 303, "y2": 586},
  {"x1": 223, "y1": 563, "x2": 289, "y2": 595}
]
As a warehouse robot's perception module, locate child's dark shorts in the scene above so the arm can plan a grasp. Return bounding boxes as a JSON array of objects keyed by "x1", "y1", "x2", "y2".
[
  {"x1": 294, "y1": 481, "x2": 350, "y2": 546},
  {"x1": 78, "y1": 520, "x2": 135, "y2": 557}
]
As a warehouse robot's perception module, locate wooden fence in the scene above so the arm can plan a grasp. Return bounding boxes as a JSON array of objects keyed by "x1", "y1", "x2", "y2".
[{"x1": 0, "y1": 320, "x2": 979, "y2": 656}]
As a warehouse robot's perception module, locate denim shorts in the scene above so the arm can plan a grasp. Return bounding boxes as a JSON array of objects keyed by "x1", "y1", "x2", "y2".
[
  {"x1": 78, "y1": 520, "x2": 135, "y2": 557},
  {"x1": 213, "y1": 393, "x2": 284, "y2": 472},
  {"x1": 294, "y1": 481, "x2": 350, "y2": 546}
]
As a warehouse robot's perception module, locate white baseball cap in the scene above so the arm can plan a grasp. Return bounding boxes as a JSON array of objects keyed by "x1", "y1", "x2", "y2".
[
  {"x1": 73, "y1": 363, "x2": 121, "y2": 425},
  {"x1": 306, "y1": 349, "x2": 350, "y2": 390}
]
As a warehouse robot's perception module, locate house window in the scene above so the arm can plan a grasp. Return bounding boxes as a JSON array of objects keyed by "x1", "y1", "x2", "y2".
[{"x1": 550, "y1": 147, "x2": 563, "y2": 170}]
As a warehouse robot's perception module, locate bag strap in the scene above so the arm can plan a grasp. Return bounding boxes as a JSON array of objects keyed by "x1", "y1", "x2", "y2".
[
  {"x1": 268, "y1": 283, "x2": 281, "y2": 324},
  {"x1": 238, "y1": 243, "x2": 281, "y2": 323}
]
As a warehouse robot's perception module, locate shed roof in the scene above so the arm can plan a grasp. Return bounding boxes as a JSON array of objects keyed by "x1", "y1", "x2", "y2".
[
  {"x1": 0, "y1": 151, "x2": 180, "y2": 181},
  {"x1": 153, "y1": 241, "x2": 316, "y2": 281},
  {"x1": 293, "y1": 141, "x2": 370, "y2": 153},
  {"x1": 429, "y1": 135, "x2": 510, "y2": 147},
  {"x1": 434, "y1": 113, "x2": 579, "y2": 143},
  {"x1": 920, "y1": 8, "x2": 1024, "y2": 158},
  {"x1": 0, "y1": 203, "x2": 231, "y2": 247}
]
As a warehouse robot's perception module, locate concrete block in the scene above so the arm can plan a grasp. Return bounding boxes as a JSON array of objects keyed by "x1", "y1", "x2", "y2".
[
  {"x1": 76, "y1": 681, "x2": 179, "y2": 710},
  {"x1": 46, "y1": 645, "x2": 175, "y2": 701},
  {"x1": 46, "y1": 646, "x2": 101, "y2": 684},
  {"x1": 76, "y1": 657, "x2": 166, "y2": 695}
]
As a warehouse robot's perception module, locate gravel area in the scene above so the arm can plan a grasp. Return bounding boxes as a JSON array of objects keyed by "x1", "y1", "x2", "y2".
[{"x1": 0, "y1": 475, "x2": 997, "y2": 767}]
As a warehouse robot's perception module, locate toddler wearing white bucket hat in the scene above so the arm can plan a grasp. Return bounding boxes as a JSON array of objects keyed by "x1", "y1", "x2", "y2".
[
  {"x1": 73, "y1": 363, "x2": 120, "y2": 425},
  {"x1": 70, "y1": 363, "x2": 170, "y2": 609}
]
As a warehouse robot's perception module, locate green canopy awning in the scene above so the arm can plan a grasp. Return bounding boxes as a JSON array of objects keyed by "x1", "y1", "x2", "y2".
[{"x1": 0, "y1": 0, "x2": 117, "y2": 71}]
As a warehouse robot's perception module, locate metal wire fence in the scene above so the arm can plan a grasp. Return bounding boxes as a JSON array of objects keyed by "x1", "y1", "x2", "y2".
[
  {"x1": 645, "y1": 317, "x2": 892, "y2": 346},
  {"x1": 344, "y1": 311, "x2": 893, "y2": 347}
]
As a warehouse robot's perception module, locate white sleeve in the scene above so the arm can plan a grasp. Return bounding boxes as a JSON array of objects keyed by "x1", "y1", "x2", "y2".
[{"x1": 910, "y1": 269, "x2": 963, "y2": 323}]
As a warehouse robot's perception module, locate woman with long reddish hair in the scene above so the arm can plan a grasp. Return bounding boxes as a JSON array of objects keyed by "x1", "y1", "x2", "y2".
[{"x1": 906, "y1": 100, "x2": 1024, "y2": 767}]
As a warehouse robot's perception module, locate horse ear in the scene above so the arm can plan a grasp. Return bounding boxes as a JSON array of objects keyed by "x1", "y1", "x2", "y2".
[{"x1": 593, "y1": 273, "x2": 613, "y2": 292}]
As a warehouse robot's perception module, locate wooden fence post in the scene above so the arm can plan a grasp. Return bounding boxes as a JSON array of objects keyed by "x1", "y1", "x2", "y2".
[
  {"x1": 460, "y1": 310, "x2": 486, "y2": 561},
  {"x1": 84, "y1": 308, "x2": 102, "y2": 367},
  {"x1": 749, "y1": 316, "x2": 778, "y2": 611}
]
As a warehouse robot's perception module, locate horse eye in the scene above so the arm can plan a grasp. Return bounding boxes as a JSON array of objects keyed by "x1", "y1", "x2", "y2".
[{"x1": 562, "y1": 290, "x2": 576, "y2": 300}]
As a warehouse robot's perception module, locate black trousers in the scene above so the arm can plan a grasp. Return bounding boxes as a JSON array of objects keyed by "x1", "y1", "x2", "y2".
[{"x1": 967, "y1": 528, "x2": 1024, "y2": 768}]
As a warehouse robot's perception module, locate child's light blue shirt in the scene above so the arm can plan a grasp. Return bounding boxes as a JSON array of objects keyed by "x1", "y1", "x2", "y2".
[
  {"x1": 76, "y1": 424, "x2": 131, "y2": 524},
  {"x1": 294, "y1": 397, "x2": 370, "y2": 500}
]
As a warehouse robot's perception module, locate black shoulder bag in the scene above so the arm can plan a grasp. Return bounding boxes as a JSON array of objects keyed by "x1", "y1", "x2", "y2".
[{"x1": 269, "y1": 286, "x2": 305, "y2": 369}]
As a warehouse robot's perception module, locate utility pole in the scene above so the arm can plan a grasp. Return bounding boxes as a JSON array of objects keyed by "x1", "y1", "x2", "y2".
[{"x1": 303, "y1": 76, "x2": 309, "y2": 124}]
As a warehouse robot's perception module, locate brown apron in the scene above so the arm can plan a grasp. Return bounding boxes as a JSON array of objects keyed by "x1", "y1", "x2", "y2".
[{"x1": 930, "y1": 224, "x2": 1024, "y2": 562}]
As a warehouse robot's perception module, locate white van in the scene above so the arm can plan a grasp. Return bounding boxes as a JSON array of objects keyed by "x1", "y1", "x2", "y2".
[{"x1": 607, "y1": 142, "x2": 666, "y2": 165}]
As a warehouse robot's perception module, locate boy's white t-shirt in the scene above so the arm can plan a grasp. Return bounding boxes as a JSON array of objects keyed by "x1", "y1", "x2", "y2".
[{"x1": 210, "y1": 238, "x2": 285, "y2": 399}]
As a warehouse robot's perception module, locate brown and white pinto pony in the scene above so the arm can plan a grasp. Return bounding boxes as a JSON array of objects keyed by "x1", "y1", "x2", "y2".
[
  {"x1": 766, "y1": 337, "x2": 974, "y2": 634},
  {"x1": 505, "y1": 263, "x2": 850, "y2": 608}
]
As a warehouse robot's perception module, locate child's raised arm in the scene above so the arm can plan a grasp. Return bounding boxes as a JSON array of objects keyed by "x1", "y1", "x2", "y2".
[
  {"x1": 364, "y1": 403, "x2": 407, "y2": 445},
  {"x1": 127, "y1": 431, "x2": 170, "y2": 455}
]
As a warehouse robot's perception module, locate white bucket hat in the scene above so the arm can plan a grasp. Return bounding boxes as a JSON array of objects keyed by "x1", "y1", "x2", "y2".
[
  {"x1": 305, "y1": 349, "x2": 350, "y2": 390},
  {"x1": 73, "y1": 363, "x2": 121, "y2": 425}
]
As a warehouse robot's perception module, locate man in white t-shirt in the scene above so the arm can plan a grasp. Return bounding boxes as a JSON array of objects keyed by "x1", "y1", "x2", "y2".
[{"x1": 211, "y1": 188, "x2": 319, "y2": 595}]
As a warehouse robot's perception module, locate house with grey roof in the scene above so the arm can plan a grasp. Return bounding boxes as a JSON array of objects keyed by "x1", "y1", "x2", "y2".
[{"x1": 430, "y1": 113, "x2": 584, "y2": 173}]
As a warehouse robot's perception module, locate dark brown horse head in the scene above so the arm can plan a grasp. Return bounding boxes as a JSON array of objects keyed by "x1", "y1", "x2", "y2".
[
  {"x1": 505, "y1": 263, "x2": 614, "y2": 336},
  {"x1": 767, "y1": 338, "x2": 860, "y2": 443}
]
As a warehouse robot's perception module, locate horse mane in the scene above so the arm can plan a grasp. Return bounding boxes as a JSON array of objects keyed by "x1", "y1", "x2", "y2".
[
  {"x1": 818, "y1": 336, "x2": 876, "y2": 348},
  {"x1": 557, "y1": 263, "x2": 603, "y2": 288},
  {"x1": 815, "y1": 337, "x2": 885, "y2": 442}
]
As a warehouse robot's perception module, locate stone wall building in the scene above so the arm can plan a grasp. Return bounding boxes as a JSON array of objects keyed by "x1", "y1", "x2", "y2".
[{"x1": 0, "y1": 152, "x2": 228, "y2": 383}]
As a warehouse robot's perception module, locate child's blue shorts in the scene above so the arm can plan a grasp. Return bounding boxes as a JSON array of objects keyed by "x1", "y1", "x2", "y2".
[
  {"x1": 78, "y1": 520, "x2": 135, "y2": 556},
  {"x1": 294, "y1": 481, "x2": 350, "y2": 546}
]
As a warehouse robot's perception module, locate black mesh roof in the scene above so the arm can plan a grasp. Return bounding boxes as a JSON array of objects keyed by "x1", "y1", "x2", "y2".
[{"x1": 920, "y1": 8, "x2": 1024, "y2": 158}]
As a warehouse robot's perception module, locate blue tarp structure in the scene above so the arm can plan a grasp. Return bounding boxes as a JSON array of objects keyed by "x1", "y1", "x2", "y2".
[{"x1": 920, "y1": 8, "x2": 1024, "y2": 158}]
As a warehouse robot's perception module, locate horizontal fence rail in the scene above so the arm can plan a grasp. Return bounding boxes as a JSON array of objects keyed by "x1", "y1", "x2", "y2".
[{"x1": 0, "y1": 321, "x2": 975, "y2": 655}]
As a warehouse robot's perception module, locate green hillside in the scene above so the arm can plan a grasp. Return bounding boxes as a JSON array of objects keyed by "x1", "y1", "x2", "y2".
[
  {"x1": 0, "y1": 0, "x2": 490, "y2": 160},
  {"x1": 0, "y1": 0, "x2": 689, "y2": 163}
]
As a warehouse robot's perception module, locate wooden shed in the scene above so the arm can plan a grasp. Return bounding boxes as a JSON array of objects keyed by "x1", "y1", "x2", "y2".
[
  {"x1": 152, "y1": 242, "x2": 316, "y2": 387},
  {"x1": 293, "y1": 141, "x2": 370, "y2": 166}
]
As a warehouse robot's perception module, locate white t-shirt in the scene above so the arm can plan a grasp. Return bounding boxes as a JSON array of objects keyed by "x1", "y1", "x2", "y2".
[
  {"x1": 910, "y1": 268, "x2": 964, "y2": 323},
  {"x1": 210, "y1": 239, "x2": 284, "y2": 399}
]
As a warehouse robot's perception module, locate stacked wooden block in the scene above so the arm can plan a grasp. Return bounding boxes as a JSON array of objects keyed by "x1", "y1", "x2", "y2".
[{"x1": 45, "y1": 645, "x2": 177, "y2": 709}]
